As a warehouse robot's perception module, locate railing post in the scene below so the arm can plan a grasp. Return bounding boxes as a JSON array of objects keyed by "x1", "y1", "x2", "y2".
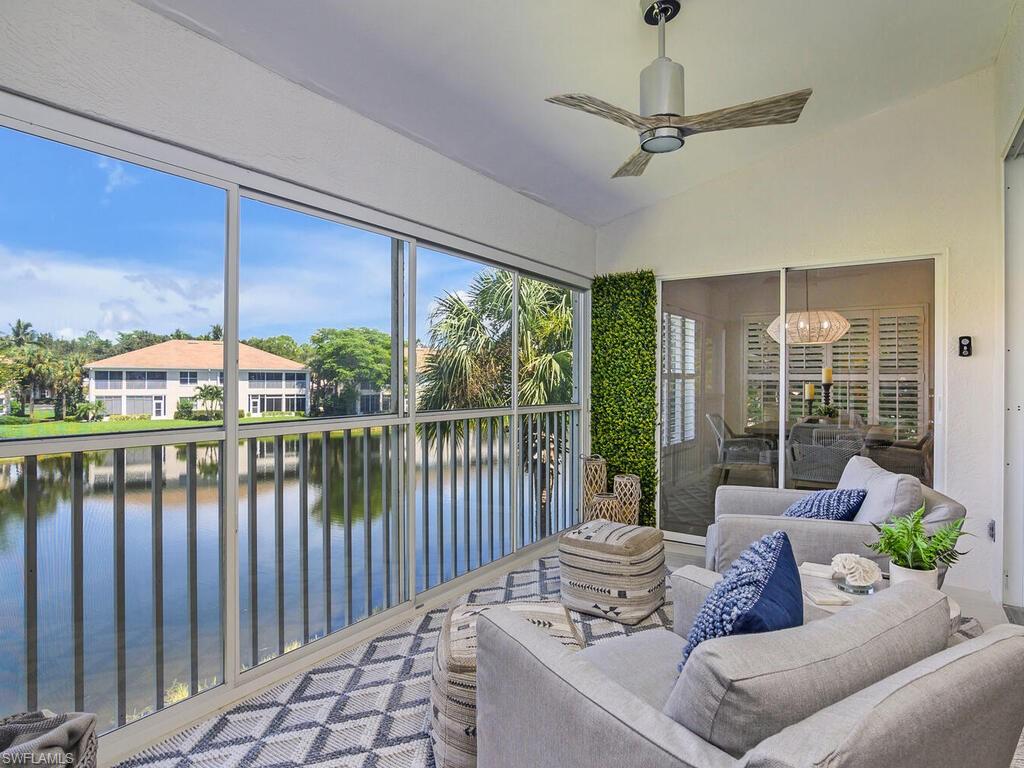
[
  {"x1": 322, "y1": 431, "x2": 332, "y2": 636},
  {"x1": 114, "y1": 448, "x2": 126, "y2": 726},
  {"x1": 274, "y1": 435, "x2": 285, "y2": 657},
  {"x1": 247, "y1": 438, "x2": 259, "y2": 667},
  {"x1": 299, "y1": 434, "x2": 309, "y2": 643},
  {"x1": 150, "y1": 447, "x2": 164, "y2": 710},
  {"x1": 23, "y1": 455, "x2": 38, "y2": 713}
]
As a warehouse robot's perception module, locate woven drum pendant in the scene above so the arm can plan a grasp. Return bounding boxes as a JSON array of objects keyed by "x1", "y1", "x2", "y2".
[
  {"x1": 587, "y1": 492, "x2": 625, "y2": 524},
  {"x1": 582, "y1": 455, "x2": 608, "y2": 517},
  {"x1": 613, "y1": 474, "x2": 642, "y2": 525}
]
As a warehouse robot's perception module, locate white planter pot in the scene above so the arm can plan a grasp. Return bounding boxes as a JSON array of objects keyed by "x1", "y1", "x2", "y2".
[{"x1": 889, "y1": 562, "x2": 939, "y2": 590}]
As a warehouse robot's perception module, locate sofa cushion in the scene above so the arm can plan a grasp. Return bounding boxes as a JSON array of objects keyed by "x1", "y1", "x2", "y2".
[
  {"x1": 578, "y1": 629, "x2": 686, "y2": 710},
  {"x1": 663, "y1": 582, "x2": 950, "y2": 758},
  {"x1": 782, "y1": 488, "x2": 867, "y2": 521},
  {"x1": 679, "y1": 531, "x2": 803, "y2": 667},
  {"x1": 839, "y1": 455, "x2": 922, "y2": 525}
]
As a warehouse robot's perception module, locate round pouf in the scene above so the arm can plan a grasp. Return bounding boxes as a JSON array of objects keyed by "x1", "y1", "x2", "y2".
[
  {"x1": 430, "y1": 601, "x2": 583, "y2": 767},
  {"x1": 582, "y1": 455, "x2": 608, "y2": 517},
  {"x1": 558, "y1": 519, "x2": 666, "y2": 625},
  {"x1": 586, "y1": 492, "x2": 623, "y2": 524},
  {"x1": 613, "y1": 474, "x2": 642, "y2": 525}
]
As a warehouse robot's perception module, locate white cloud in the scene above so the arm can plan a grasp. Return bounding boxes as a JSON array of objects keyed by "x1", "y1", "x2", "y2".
[
  {"x1": 96, "y1": 157, "x2": 139, "y2": 197},
  {"x1": 0, "y1": 244, "x2": 222, "y2": 342}
]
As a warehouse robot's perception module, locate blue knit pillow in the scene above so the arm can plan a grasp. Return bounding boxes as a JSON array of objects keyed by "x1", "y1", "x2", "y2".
[
  {"x1": 681, "y1": 530, "x2": 802, "y2": 667},
  {"x1": 782, "y1": 488, "x2": 867, "y2": 521}
]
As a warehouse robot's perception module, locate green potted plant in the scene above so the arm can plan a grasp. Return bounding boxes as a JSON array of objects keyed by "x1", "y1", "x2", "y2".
[{"x1": 868, "y1": 507, "x2": 969, "y2": 589}]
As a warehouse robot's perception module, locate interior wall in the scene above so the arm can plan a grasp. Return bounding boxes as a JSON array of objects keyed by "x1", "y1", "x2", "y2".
[
  {"x1": 0, "y1": 0, "x2": 595, "y2": 277},
  {"x1": 601, "y1": 69, "x2": 1003, "y2": 597},
  {"x1": 996, "y1": 0, "x2": 1024, "y2": 154}
]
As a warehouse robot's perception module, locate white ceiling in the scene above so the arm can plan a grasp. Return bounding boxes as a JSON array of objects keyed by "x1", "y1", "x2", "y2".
[{"x1": 134, "y1": 0, "x2": 1012, "y2": 226}]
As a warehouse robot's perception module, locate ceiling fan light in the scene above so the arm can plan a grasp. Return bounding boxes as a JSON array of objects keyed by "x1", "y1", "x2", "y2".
[{"x1": 640, "y1": 126, "x2": 685, "y2": 153}]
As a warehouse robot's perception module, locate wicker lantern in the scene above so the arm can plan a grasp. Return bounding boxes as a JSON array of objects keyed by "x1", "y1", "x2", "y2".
[
  {"x1": 587, "y1": 492, "x2": 625, "y2": 524},
  {"x1": 582, "y1": 455, "x2": 608, "y2": 516},
  {"x1": 613, "y1": 474, "x2": 642, "y2": 526}
]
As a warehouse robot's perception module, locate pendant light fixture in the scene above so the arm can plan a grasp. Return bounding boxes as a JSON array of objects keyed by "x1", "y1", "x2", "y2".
[{"x1": 766, "y1": 271, "x2": 850, "y2": 345}]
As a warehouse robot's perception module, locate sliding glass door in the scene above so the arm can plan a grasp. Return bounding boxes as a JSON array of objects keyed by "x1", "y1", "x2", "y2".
[{"x1": 659, "y1": 260, "x2": 935, "y2": 542}]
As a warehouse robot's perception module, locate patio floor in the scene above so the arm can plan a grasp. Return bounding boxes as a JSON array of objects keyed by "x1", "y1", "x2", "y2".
[{"x1": 116, "y1": 549, "x2": 700, "y2": 768}]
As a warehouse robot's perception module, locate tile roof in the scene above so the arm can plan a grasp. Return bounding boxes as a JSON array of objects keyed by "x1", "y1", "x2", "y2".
[{"x1": 86, "y1": 340, "x2": 307, "y2": 371}]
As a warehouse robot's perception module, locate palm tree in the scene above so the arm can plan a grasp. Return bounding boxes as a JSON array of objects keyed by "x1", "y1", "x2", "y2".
[
  {"x1": 417, "y1": 270, "x2": 574, "y2": 538},
  {"x1": 19, "y1": 346, "x2": 53, "y2": 418},
  {"x1": 8, "y1": 319, "x2": 34, "y2": 347},
  {"x1": 193, "y1": 384, "x2": 224, "y2": 418},
  {"x1": 52, "y1": 354, "x2": 87, "y2": 418}
]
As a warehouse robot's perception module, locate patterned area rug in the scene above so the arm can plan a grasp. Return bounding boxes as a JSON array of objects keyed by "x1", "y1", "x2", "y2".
[{"x1": 116, "y1": 555, "x2": 672, "y2": 767}]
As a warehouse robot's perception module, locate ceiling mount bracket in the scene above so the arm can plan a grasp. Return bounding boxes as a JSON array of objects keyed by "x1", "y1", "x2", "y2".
[{"x1": 641, "y1": 1, "x2": 681, "y2": 26}]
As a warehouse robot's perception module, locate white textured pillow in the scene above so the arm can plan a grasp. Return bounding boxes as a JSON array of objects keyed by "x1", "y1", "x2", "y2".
[{"x1": 838, "y1": 456, "x2": 922, "y2": 525}]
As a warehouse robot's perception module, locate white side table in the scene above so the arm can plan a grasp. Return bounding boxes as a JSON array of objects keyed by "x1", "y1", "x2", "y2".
[{"x1": 798, "y1": 562, "x2": 962, "y2": 636}]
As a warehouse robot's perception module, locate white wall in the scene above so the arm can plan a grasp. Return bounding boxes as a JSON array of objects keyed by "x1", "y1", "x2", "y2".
[
  {"x1": 995, "y1": 0, "x2": 1024, "y2": 154},
  {"x1": 600, "y1": 70, "x2": 1003, "y2": 596},
  {"x1": 0, "y1": 0, "x2": 595, "y2": 278}
]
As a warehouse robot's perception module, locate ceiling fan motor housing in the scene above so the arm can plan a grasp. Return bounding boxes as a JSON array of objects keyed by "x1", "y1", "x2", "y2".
[{"x1": 639, "y1": 57, "x2": 686, "y2": 152}]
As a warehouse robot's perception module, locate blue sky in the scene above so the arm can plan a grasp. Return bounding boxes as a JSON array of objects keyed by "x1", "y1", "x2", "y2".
[{"x1": 0, "y1": 125, "x2": 492, "y2": 346}]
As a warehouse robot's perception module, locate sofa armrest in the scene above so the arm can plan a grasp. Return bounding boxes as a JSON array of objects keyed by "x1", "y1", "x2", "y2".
[
  {"x1": 476, "y1": 608, "x2": 735, "y2": 768},
  {"x1": 711, "y1": 515, "x2": 885, "y2": 573},
  {"x1": 670, "y1": 565, "x2": 722, "y2": 639},
  {"x1": 714, "y1": 486, "x2": 813, "y2": 520}
]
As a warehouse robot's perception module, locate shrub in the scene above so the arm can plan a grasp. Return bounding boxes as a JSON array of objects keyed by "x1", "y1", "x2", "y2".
[
  {"x1": 591, "y1": 270, "x2": 658, "y2": 526},
  {"x1": 109, "y1": 414, "x2": 152, "y2": 422},
  {"x1": 0, "y1": 415, "x2": 31, "y2": 426},
  {"x1": 174, "y1": 398, "x2": 195, "y2": 420}
]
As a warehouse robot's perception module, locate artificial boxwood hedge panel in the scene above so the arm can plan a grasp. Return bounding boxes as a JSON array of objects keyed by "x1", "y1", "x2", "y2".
[{"x1": 590, "y1": 270, "x2": 658, "y2": 526}]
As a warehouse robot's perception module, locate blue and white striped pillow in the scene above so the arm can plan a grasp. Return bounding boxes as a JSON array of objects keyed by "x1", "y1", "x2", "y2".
[{"x1": 782, "y1": 488, "x2": 867, "y2": 521}]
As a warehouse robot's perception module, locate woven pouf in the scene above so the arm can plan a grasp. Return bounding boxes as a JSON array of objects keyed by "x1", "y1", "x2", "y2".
[
  {"x1": 558, "y1": 519, "x2": 665, "y2": 625},
  {"x1": 613, "y1": 473, "x2": 642, "y2": 525},
  {"x1": 582, "y1": 454, "x2": 607, "y2": 517},
  {"x1": 586, "y1": 491, "x2": 624, "y2": 524},
  {"x1": 430, "y1": 600, "x2": 583, "y2": 768}
]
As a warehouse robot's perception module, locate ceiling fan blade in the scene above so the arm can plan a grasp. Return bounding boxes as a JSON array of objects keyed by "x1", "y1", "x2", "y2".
[
  {"x1": 612, "y1": 147, "x2": 653, "y2": 179},
  {"x1": 546, "y1": 94, "x2": 655, "y2": 132},
  {"x1": 667, "y1": 88, "x2": 812, "y2": 134}
]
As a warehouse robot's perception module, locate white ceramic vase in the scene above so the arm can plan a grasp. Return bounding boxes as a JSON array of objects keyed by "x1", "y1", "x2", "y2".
[{"x1": 889, "y1": 562, "x2": 939, "y2": 590}]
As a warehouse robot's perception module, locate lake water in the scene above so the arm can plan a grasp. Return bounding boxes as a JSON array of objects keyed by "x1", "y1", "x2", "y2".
[{"x1": 0, "y1": 422, "x2": 564, "y2": 733}]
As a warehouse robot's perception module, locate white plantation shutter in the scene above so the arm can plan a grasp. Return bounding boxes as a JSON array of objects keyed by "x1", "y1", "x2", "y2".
[
  {"x1": 662, "y1": 312, "x2": 698, "y2": 445},
  {"x1": 744, "y1": 318, "x2": 780, "y2": 426},
  {"x1": 742, "y1": 306, "x2": 928, "y2": 435},
  {"x1": 877, "y1": 309, "x2": 926, "y2": 438}
]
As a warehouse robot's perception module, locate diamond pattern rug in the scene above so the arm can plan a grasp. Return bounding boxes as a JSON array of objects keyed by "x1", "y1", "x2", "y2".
[{"x1": 116, "y1": 555, "x2": 672, "y2": 768}]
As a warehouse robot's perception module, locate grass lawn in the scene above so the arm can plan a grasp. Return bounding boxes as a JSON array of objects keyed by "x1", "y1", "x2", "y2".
[{"x1": 0, "y1": 413, "x2": 308, "y2": 439}]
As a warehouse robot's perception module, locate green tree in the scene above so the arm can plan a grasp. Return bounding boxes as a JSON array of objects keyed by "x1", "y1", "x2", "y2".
[
  {"x1": 307, "y1": 328, "x2": 391, "y2": 415},
  {"x1": 206, "y1": 324, "x2": 223, "y2": 341},
  {"x1": 114, "y1": 330, "x2": 169, "y2": 354},
  {"x1": 18, "y1": 346, "x2": 54, "y2": 417},
  {"x1": 75, "y1": 400, "x2": 106, "y2": 422},
  {"x1": 193, "y1": 384, "x2": 224, "y2": 417},
  {"x1": 51, "y1": 354, "x2": 87, "y2": 418},
  {"x1": 244, "y1": 334, "x2": 307, "y2": 363},
  {"x1": 417, "y1": 271, "x2": 573, "y2": 410},
  {"x1": 8, "y1": 319, "x2": 35, "y2": 347}
]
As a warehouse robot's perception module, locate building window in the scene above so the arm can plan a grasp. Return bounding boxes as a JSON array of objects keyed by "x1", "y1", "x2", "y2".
[
  {"x1": 285, "y1": 372, "x2": 306, "y2": 389},
  {"x1": 96, "y1": 396, "x2": 123, "y2": 416},
  {"x1": 284, "y1": 395, "x2": 306, "y2": 412},
  {"x1": 127, "y1": 371, "x2": 166, "y2": 390},
  {"x1": 94, "y1": 371, "x2": 123, "y2": 390},
  {"x1": 125, "y1": 395, "x2": 154, "y2": 416},
  {"x1": 180, "y1": 371, "x2": 198, "y2": 385}
]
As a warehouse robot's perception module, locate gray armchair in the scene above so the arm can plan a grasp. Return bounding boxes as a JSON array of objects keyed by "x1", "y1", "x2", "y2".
[
  {"x1": 706, "y1": 413, "x2": 770, "y2": 464},
  {"x1": 475, "y1": 568, "x2": 1024, "y2": 768},
  {"x1": 704, "y1": 482, "x2": 966, "y2": 576}
]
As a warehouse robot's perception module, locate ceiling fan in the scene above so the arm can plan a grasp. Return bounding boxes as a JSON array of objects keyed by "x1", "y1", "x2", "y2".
[{"x1": 546, "y1": 0, "x2": 812, "y2": 178}]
